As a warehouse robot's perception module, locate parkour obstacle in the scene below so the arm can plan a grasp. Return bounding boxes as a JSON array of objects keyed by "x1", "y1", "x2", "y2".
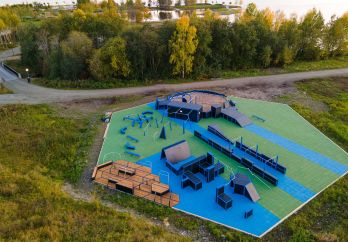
[{"x1": 231, "y1": 173, "x2": 260, "y2": 202}]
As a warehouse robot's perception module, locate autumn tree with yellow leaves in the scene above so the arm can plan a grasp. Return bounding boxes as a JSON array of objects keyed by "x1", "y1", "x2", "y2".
[{"x1": 169, "y1": 15, "x2": 198, "y2": 78}]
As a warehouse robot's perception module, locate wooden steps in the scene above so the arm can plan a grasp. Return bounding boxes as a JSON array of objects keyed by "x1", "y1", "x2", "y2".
[{"x1": 93, "y1": 160, "x2": 180, "y2": 207}]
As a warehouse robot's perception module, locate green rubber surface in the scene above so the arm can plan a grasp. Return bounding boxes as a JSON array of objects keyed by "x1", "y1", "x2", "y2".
[{"x1": 233, "y1": 97, "x2": 348, "y2": 166}]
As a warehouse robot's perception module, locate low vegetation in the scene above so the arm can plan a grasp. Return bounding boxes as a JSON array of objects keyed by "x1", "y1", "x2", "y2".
[
  {"x1": 280, "y1": 77, "x2": 348, "y2": 151},
  {"x1": 267, "y1": 77, "x2": 348, "y2": 241},
  {"x1": 0, "y1": 105, "x2": 187, "y2": 241},
  {"x1": 5, "y1": 56, "x2": 348, "y2": 89},
  {"x1": 0, "y1": 84, "x2": 13, "y2": 94}
]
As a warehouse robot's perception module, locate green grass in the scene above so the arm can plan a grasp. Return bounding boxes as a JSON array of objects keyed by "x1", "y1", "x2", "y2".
[
  {"x1": 218, "y1": 56, "x2": 348, "y2": 79},
  {"x1": 32, "y1": 77, "x2": 197, "y2": 90},
  {"x1": 292, "y1": 77, "x2": 348, "y2": 152},
  {"x1": 5, "y1": 56, "x2": 348, "y2": 90},
  {"x1": 0, "y1": 104, "x2": 188, "y2": 241},
  {"x1": 284, "y1": 56, "x2": 348, "y2": 72},
  {"x1": 0, "y1": 84, "x2": 13, "y2": 94}
]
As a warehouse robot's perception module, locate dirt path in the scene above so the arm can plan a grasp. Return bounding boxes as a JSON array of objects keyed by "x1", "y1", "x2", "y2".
[{"x1": 1, "y1": 65, "x2": 348, "y2": 105}]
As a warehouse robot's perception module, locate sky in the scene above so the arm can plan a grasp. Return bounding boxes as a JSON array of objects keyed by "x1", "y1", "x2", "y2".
[
  {"x1": 0, "y1": 0, "x2": 347, "y2": 20},
  {"x1": 243, "y1": 0, "x2": 347, "y2": 21}
]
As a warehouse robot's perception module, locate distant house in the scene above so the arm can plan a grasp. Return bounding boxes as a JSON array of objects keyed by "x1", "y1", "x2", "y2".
[
  {"x1": 0, "y1": 30, "x2": 14, "y2": 47},
  {"x1": 114, "y1": 0, "x2": 235, "y2": 8}
]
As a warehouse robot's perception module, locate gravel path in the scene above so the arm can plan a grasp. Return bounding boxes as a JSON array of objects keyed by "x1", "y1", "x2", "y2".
[{"x1": 1, "y1": 65, "x2": 348, "y2": 105}]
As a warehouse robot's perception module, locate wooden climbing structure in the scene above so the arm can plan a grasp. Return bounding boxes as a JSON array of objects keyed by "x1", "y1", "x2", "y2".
[{"x1": 92, "y1": 160, "x2": 180, "y2": 207}]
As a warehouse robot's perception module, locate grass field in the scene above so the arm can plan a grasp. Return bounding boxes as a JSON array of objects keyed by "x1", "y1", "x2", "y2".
[
  {"x1": 0, "y1": 105, "x2": 188, "y2": 241},
  {"x1": 0, "y1": 84, "x2": 13, "y2": 94}
]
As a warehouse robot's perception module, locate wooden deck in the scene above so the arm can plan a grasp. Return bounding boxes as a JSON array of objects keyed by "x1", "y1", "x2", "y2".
[{"x1": 94, "y1": 160, "x2": 180, "y2": 207}]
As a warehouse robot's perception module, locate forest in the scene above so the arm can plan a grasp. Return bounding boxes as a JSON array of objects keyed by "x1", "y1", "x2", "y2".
[{"x1": 3, "y1": 1, "x2": 348, "y2": 83}]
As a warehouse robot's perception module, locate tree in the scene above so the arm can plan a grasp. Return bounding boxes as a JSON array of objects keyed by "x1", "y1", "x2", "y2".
[
  {"x1": 191, "y1": 14, "x2": 212, "y2": 76},
  {"x1": 239, "y1": 3, "x2": 258, "y2": 23},
  {"x1": 91, "y1": 36, "x2": 130, "y2": 80},
  {"x1": 169, "y1": 16, "x2": 198, "y2": 78},
  {"x1": 158, "y1": 0, "x2": 172, "y2": 10},
  {"x1": 298, "y1": 9, "x2": 325, "y2": 60},
  {"x1": 0, "y1": 8, "x2": 20, "y2": 29},
  {"x1": 18, "y1": 24, "x2": 41, "y2": 75},
  {"x1": 324, "y1": 12, "x2": 348, "y2": 57},
  {"x1": 260, "y1": 45, "x2": 272, "y2": 67},
  {"x1": 77, "y1": 0, "x2": 90, "y2": 6},
  {"x1": 60, "y1": 31, "x2": 93, "y2": 80},
  {"x1": 133, "y1": 0, "x2": 146, "y2": 23},
  {"x1": 123, "y1": 25, "x2": 162, "y2": 79},
  {"x1": 0, "y1": 19, "x2": 6, "y2": 31},
  {"x1": 208, "y1": 19, "x2": 233, "y2": 69}
]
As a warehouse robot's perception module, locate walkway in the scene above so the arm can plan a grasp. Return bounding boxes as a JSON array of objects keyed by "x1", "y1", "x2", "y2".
[{"x1": 1, "y1": 64, "x2": 348, "y2": 105}]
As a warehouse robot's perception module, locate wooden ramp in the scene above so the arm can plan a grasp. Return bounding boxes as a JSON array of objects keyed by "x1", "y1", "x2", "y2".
[{"x1": 93, "y1": 160, "x2": 180, "y2": 207}]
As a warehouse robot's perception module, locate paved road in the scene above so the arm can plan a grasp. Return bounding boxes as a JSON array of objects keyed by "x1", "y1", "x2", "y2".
[
  {"x1": 1, "y1": 65, "x2": 348, "y2": 105},
  {"x1": 0, "y1": 47, "x2": 21, "y2": 61}
]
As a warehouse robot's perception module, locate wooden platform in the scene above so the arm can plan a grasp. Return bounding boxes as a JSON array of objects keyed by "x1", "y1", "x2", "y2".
[
  {"x1": 94, "y1": 160, "x2": 180, "y2": 207},
  {"x1": 171, "y1": 92, "x2": 230, "y2": 112}
]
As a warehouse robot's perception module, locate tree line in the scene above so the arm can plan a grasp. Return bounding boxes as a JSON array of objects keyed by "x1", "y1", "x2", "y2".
[{"x1": 18, "y1": 3, "x2": 348, "y2": 83}]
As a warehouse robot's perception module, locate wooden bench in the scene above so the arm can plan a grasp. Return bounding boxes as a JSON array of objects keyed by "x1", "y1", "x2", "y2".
[
  {"x1": 151, "y1": 183, "x2": 169, "y2": 195},
  {"x1": 118, "y1": 166, "x2": 136, "y2": 176}
]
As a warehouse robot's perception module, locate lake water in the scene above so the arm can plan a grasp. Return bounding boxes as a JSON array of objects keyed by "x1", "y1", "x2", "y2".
[
  {"x1": 131, "y1": 9, "x2": 235, "y2": 22},
  {"x1": 1, "y1": 0, "x2": 347, "y2": 21}
]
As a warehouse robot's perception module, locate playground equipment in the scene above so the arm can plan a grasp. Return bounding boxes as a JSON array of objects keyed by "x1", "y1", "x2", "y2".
[
  {"x1": 125, "y1": 151, "x2": 141, "y2": 157},
  {"x1": 123, "y1": 113, "x2": 153, "y2": 128},
  {"x1": 125, "y1": 142, "x2": 136, "y2": 150},
  {"x1": 142, "y1": 122, "x2": 152, "y2": 136},
  {"x1": 237, "y1": 138, "x2": 286, "y2": 174},
  {"x1": 252, "y1": 115, "x2": 266, "y2": 122},
  {"x1": 208, "y1": 124, "x2": 234, "y2": 144},
  {"x1": 244, "y1": 209, "x2": 253, "y2": 219},
  {"x1": 155, "y1": 90, "x2": 252, "y2": 127},
  {"x1": 127, "y1": 135, "x2": 139, "y2": 143},
  {"x1": 230, "y1": 173, "x2": 260, "y2": 202},
  {"x1": 101, "y1": 112, "x2": 112, "y2": 123},
  {"x1": 92, "y1": 160, "x2": 179, "y2": 207},
  {"x1": 161, "y1": 141, "x2": 226, "y2": 184},
  {"x1": 216, "y1": 185, "x2": 233, "y2": 210},
  {"x1": 142, "y1": 111, "x2": 153, "y2": 115},
  {"x1": 194, "y1": 129, "x2": 279, "y2": 186},
  {"x1": 181, "y1": 171, "x2": 203, "y2": 190},
  {"x1": 160, "y1": 126, "x2": 166, "y2": 139},
  {"x1": 120, "y1": 127, "x2": 127, "y2": 134},
  {"x1": 220, "y1": 107, "x2": 252, "y2": 127}
]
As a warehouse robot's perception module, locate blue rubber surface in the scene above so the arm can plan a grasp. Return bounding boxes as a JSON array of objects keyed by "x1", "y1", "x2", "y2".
[
  {"x1": 246, "y1": 124, "x2": 348, "y2": 175},
  {"x1": 137, "y1": 153, "x2": 280, "y2": 237}
]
